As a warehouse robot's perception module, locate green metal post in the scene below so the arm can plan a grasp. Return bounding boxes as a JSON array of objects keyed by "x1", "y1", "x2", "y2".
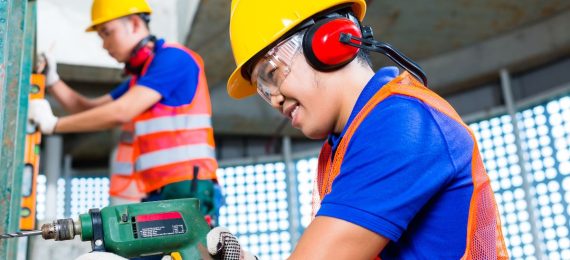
[{"x1": 0, "y1": 0, "x2": 32, "y2": 259}]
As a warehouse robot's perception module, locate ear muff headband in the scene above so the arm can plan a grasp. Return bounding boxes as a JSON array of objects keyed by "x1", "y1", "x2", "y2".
[
  {"x1": 302, "y1": 17, "x2": 362, "y2": 71},
  {"x1": 303, "y1": 16, "x2": 429, "y2": 85}
]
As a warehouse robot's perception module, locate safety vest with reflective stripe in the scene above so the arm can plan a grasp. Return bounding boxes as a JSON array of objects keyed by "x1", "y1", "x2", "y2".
[
  {"x1": 314, "y1": 72, "x2": 509, "y2": 259},
  {"x1": 110, "y1": 43, "x2": 218, "y2": 200}
]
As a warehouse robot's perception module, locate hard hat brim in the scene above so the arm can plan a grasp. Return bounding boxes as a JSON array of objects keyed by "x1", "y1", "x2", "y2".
[
  {"x1": 85, "y1": 3, "x2": 152, "y2": 33},
  {"x1": 85, "y1": 23, "x2": 100, "y2": 32},
  {"x1": 226, "y1": 0, "x2": 366, "y2": 99},
  {"x1": 227, "y1": 67, "x2": 256, "y2": 99}
]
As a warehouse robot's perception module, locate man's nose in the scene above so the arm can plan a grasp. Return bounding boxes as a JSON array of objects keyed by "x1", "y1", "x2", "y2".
[{"x1": 270, "y1": 94, "x2": 285, "y2": 110}]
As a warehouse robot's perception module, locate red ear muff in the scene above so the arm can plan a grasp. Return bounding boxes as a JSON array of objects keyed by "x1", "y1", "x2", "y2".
[
  {"x1": 303, "y1": 18, "x2": 362, "y2": 71},
  {"x1": 129, "y1": 45, "x2": 153, "y2": 69},
  {"x1": 125, "y1": 35, "x2": 156, "y2": 75}
]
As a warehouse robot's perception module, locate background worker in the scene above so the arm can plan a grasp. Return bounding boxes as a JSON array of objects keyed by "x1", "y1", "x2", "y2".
[
  {"x1": 207, "y1": 0, "x2": 509, "y2": 259},
  {"x1": 28, "y1": 0, "x2": 221, "y2": 229}
]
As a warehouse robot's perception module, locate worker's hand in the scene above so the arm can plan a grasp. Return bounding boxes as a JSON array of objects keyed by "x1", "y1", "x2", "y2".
[
  {"x1": 75, "y1": 252, "x2": 127, "y2": 260},
  {"x1": 207, "y1": 227, "x2": 257, "y2": 260},
  {"x1": 41, "y1": 52, "x2": 60, "y2": 87},
  {"x1": 28, "y1": 99, "x2": 58, "y2": 134}
]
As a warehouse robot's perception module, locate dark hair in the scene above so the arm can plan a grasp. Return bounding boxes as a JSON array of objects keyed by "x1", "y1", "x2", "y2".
[
  {"x1": 138, "y1": 13, "x2": 151, "y2": 28},
  {"x1": 356, "y1": 46, "x2": 372, "y2": 68}
]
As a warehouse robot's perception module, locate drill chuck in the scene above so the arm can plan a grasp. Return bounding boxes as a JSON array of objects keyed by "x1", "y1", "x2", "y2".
[{"x1": 41, "y1": 218, "x2": 81, "y2": 241}]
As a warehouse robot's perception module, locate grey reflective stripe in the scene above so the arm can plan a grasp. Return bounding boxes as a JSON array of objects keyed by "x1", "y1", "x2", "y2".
[
  {"x1": 119, "y1": 131, "x2": 134, "y2": 144},
  {"x1": 111, "y1": 161, "x2": 133, "y2": 176},
  {"x1": 135, "y1": 114, "x2": 211, "y2": 136},
  {"x1": 135, "y1": 144, "x2": 215, "y2": 172}
]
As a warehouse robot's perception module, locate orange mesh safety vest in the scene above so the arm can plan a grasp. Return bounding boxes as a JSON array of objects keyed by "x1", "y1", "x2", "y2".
[
  {"x1": 314, "y1": 72, "x2": 508, "y2": 259},
  {"x1": 110, "y1": 43, "x2": 218, "y2": 200}
]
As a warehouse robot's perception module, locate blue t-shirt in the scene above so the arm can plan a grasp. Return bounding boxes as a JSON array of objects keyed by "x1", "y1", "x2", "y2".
[
  {"x1": 110, "y1": 39, "x2": 200, "y2": 106},
  {"x1": 316, "y1": 67, "x2": 474, "y2": 259}
]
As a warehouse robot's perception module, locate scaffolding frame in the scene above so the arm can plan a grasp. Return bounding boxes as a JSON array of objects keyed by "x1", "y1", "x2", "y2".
[{"x1": 0, "y1": 1, "x2": 35, "y2": 259}]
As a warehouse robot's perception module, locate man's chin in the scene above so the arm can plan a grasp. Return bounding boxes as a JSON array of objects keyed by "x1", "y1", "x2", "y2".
[
  {"x1": 110, "y1": 54, "x2": 126, "y2": 63},
  {"x1": 302, "y1": 128, "x2": 328, "y2": 140}
]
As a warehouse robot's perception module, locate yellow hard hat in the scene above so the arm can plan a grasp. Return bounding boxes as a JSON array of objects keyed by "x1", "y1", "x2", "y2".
[
  {"x1": 227, "y1": 0, "x2": 366, "y2": 99},
  {"x1": 86, "y1": 0, "x2": 153, "y2": 32}
]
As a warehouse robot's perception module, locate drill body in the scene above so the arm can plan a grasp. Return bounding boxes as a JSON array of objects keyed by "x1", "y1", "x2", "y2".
[{"x1": 41, "y1": 198, "x2": 212, "y2": 259}]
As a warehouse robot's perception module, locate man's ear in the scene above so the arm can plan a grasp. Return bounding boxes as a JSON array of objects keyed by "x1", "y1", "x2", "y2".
[{"x1": 129, "y1": 15, "x2": 147, "y2": 34}]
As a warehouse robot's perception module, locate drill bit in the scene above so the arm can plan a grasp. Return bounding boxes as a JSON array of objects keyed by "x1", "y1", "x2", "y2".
[{"x1": 0, "y1": 230, "x2": 43, "y2": 239}]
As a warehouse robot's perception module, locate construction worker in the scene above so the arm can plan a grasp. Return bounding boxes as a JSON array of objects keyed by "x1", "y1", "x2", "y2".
[
  {"x1": 206, "y1": 0, "x2": 510, "y2": 259},
  {"x1": 28, "y1": 0, "x2": 220, "y2": 232}
]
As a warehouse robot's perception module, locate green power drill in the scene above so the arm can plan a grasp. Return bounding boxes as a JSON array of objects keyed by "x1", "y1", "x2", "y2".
[{"x1": 1, "y1": 198, "x2": 212, "y2": 259}]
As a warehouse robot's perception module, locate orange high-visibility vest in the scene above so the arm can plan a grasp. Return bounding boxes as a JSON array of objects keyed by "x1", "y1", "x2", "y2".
[
  {"x1": 314, "y1": 72, "x2": 508, "y2": 259},
  {"x1": 110, "y1": 43, "x2": 218, "y2": 200}
]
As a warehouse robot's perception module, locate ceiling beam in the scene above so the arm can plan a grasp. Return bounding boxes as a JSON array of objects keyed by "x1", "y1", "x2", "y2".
[
  {"x1": 210, "y1": 85, "x2": 303, "y2": 137},
  {"x1": 421, "y1": 9, "x2": 570, "y2": 95},
  {"x1": 59, "y1": 64, "x2": 123, "y2": 84}
]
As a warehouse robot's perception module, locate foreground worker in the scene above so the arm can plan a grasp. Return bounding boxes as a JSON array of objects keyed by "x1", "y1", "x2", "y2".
[
  {"x1": 209, "y1": 0, "x2": 509, "y2": 259},
  {"x1": 28, "y1": 0, "x2": 220, "y2": 231}
]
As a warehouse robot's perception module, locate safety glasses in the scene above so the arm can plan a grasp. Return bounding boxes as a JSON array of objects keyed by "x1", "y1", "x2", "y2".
[{"x1": 252, "y1": 33, "x2": 303, "y2": 104}]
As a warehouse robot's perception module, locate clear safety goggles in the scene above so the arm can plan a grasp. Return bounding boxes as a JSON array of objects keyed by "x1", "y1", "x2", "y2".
[{"x1": 252, "y1": 33, "x2": 303, "y2": 104}]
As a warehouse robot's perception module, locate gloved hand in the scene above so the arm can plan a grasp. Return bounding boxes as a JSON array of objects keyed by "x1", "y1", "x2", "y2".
[
  {"x1": 28, "y1": 99, "x2": 58, "y2": 134},
  {"x1": 41, "y1": 52, "x2": 60, "y2": 87},
  {"x1": 207, "y1": 227, "x2": 257, "y2": 260}
]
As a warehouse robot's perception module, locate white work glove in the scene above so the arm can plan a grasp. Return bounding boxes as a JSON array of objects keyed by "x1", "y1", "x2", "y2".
[
  {"x1": 207, "y1": 227, "x2": 257, "y2": 260},
  {"x1": 41, "y1": 52, "x2": 60, "y2": 87},
  {"x1": 28, "y1": 99, "x2": 58, "y2": 134}
]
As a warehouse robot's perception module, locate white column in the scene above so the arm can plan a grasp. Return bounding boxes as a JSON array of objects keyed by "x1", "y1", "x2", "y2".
[
  {"x1": 282, "y1": 136, "x2": 301, "y2": 246},
  {"x1": 44, "y1": 135, "x2": 62, "y2": 220},
  {"x1": 500, "y1": 69, "x2": 544, "y2": 259}
]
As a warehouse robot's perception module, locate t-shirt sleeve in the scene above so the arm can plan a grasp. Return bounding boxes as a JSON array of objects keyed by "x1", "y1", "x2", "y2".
[
  {"x1": 109, "y1": 79, "x2": 130, "y2": 100},
  {"x1": 136, "y1": 47, "x2": 199, "y2": 105},
  {"x1": 316, "y1": 96, "x2": 461, "y2": 242}
]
